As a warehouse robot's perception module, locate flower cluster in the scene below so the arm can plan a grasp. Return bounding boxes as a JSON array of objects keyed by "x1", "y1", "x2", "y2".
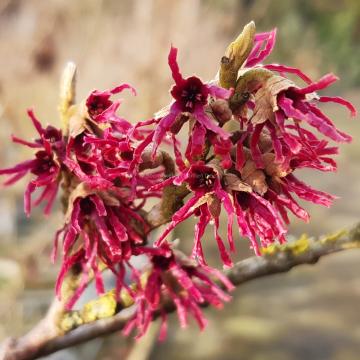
[
  {"x1": 123, "y1": 243, "x2": 234, "y2": 340},
  {"x1": 0, "y1": 22, "x2": 356, "y2": 339},
  {"x1": 0, "y1": 109, "x2": 64, "y2": 216}
]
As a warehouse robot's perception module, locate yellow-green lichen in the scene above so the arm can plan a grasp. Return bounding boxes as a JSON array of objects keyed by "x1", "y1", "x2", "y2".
[
  {"x1": 320, "y1": 229, "x2": 348, "y2": 245},
  {"x1": 288, "y1": 234, "x2": 311, "y2": 255},
  {"x1": 261, "y1": 243, "x2": 281, "y2": 256},
  {"x1": 81, "y1": 290, "x2": 118, "y2": 323},
  {"x1": 261, "y1": 234, "x2": 311, "y2": 256},
  {"x1": 59, "y1": 286, "x2": 138, "y2": 332},
  {"x1": 60, "y1": 310, "x2": 83, "y2": 332}
]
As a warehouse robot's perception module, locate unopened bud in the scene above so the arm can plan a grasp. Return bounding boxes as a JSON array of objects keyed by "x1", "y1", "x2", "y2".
[{"x1": 211, "y1": 99, "x2": 233, "y2": 124}]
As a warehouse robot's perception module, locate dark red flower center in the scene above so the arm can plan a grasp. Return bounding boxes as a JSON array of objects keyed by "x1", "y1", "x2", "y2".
[
  {"x1": 80, "y1": 198, "x2": 95, "y2": 215},
  {"x1": 187, "y1": 165, "x2": 217, "y2": 192},
  {"x1": 236, "y1": 192, "x2": 251, "y2": 210},
  {"x1": 86, "y1": 93, "x2": 112, "y2": 118},
  {"x1": 120, "y1": 150, "x2": 134, "y2": 161},
  {"x1": 31, "y1": 151, "x2": 56, "y2": 176},
  {"x1": 43, "y1": 126, "x2": 62, "y2": 144},
  {"x1": 171, "y1": 76, "x2": 208, "y2": 112},
  {"x1": 78, "y1": 161, "x2": 95, "y2": 175},
  {"x1": 152, "y1": 254, "x2": 173, "y2": 270}
]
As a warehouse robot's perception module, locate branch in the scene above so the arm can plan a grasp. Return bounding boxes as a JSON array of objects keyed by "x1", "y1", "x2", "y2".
[{"x1": 2, "y1": 223, "x2": 359, "y2": 360}]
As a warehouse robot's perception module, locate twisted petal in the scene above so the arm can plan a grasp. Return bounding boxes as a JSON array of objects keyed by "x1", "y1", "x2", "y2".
[
  {"x1": 195, "y1": 108, "x2": 230, "y2": 139},
  {"x1": 245, "y1": 29, "x2": 277, "y2": 67},
  {"x1": 263, "y1": 64, "x2": 312, "y2": 84},
  {"x1": 168, "y1": 46, "x2": 184, "y2": 85},
  {"x1": 207, "y1": 85, "x2": 232, "y2": 99},
  {"x1": 296, "y1": 73, "x2": 338, "y2": 95},
  {"x1": 319, "y1": 96, "x2": 357, "y2": 117}
]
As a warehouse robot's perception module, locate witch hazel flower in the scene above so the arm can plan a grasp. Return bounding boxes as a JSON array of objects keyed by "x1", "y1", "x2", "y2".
[
  {"x1": 82, "y1": 131, "x2": 136, "y2": 184},
  {"x1": 228, "y1": 183, "x2": 288, "y2": 255},
  {"x1": 63, "y1": 82, "x2": 145, "y2": 189},
  {"x1": 82, "y1": 130, "x2": 165, "y2": 199},
  {"x1": 182, "y1": 100, "x2": 234, "y2": 166},
  {"x1": 285, "y1": 125, "x2": 339, "y2": 172},
  {"x1": 150, "y1": 46, "x2": 232, "y2": 158},
  {"x1": 86, "y1": 83, "x2": 137, "y2": 135},
  {"x1": 0, "y1": 109, "x2": 64, "y2": 216},
  {"x1": 124, "y1": 243, "x2": 234, "y2": 340},
  {"x1": 227, "y1": 24, "x2": 356, "y2": 172},
  {"x1": 55, "y1": 183, "x2": 149, "y2": 308},
  {"x1": 226, "y1": 146, "x2": 336, "y2": 254},
  {"x1": 64, "y1": 134, "x2": 114, "y2": 189},
  {"x1": 205, "y1": 149, "x2": 290, "y2": 256},
  {"x1": 70, "y1": 107, "x2": 166, "y2": 201},
  {"x1": 153, "y1": 162, "x2": 236, "y2": 267},
  {"x1": 233, "y1": 72, "x2": 356, "y2": 173},
  {"x1": 276, "y1": 74, "x2": 356, "y2": 142}
]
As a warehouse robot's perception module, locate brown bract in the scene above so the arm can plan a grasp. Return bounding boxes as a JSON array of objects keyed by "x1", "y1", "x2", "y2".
[
  {"x1": 262, "y1": 153, "x2": 289, "y2": 178},
  {"x1": 240, "y1": 159, "x2": 268, "y2": 195},
  {"x1": 67, "y1": 103, "x2": 88, "y2": 138},
  {"x1": 224, "y1": 172, "x2": 252, "y2": 193},
  {"x1": 251, "y1": 75, "x2": 294, "y2": 124}
]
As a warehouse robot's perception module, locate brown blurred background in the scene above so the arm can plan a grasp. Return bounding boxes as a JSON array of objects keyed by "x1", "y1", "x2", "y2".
[{"x1": 0, "y1": 0, "x2": 359, "y2": 359}]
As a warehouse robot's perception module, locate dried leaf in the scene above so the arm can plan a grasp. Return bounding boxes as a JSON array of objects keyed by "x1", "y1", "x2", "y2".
[
  {"x1": 65, "y1": 182, "x2": 91, "y2": 222},
  {"x1": 170, "y1": 113, "x2": 190, "y2": 134},
  {"x1": 207, "y1": 159, "x2": 225, "y2": 178},
  {"x1": 208, "y1": 195, "x2": 221, "y2": 218},
  {"x1": 252, "y1": 75, "x2": 294, "y2": 124},
  {"x1": 190, "y1": 193, "x2": 213, "y2": 211},
  {"x1": 224, "y1": 173, "x2": 252, "y2": 192},
  {"x1": 240, "y1": 160, "x2": 268, "y2": 195},
  {"x1": 262, "y1": 153, "x2": 289, "y2": 178},
  {"x1": 97, "y1": 190, "x2": 121, "y2": 207},
  {"x1": 67, "y1": 102, "x2": 88, "y2": 138},
  {"x1": 258, "y1": 132, "x2": 273, "y2": 153}
]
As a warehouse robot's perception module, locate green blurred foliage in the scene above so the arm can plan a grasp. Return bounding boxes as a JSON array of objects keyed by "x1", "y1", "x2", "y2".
[
  {"x1": 301, "y1": 0, "x2": 360, "y2": 85},
  {"x1": 206, "y1": 0, "x2": 360, "y2": 86}
]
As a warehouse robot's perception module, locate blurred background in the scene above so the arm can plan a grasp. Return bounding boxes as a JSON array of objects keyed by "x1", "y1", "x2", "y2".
[{"x1": 0, "y1": 0, "x2": 359, "y2": 359}]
